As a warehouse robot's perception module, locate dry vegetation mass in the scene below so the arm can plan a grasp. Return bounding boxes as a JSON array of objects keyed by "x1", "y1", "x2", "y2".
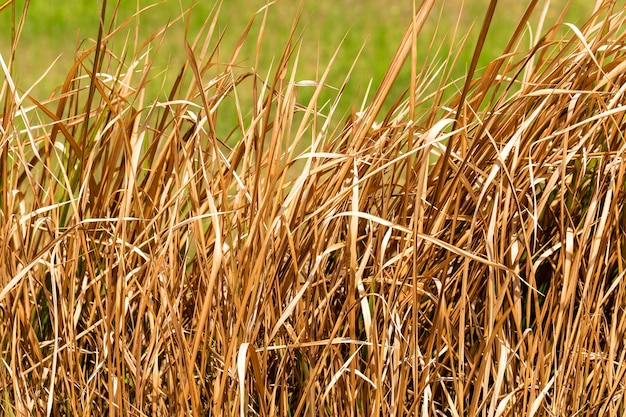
[{"x1": 3, "y1": 0, "x2": 626, "y2": 415}]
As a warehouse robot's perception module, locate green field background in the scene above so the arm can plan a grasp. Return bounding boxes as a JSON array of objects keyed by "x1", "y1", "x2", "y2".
[{"x1": 0, "y1": 0, "x2": 593, "y2": 131}]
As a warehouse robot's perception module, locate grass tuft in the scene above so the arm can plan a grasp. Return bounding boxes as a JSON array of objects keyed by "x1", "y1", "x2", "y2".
[{"x1": 1, "y1": 0, "x2": 626, "y2": 415}]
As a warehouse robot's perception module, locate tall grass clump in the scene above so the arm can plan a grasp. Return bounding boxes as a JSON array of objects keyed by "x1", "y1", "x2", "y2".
[{"x1": 2, "y1": 0, "x2": 626, "y2": 415}]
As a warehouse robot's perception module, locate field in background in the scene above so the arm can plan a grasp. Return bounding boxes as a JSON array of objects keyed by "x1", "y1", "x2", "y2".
[{"x1": 1, "y1": 0, "x2": 592, "y2": 107}]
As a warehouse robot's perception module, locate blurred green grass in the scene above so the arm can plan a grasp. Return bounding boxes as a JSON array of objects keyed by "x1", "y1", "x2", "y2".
[{"x1": 0, "y1": 0, "x2": 593, "y2": 123}]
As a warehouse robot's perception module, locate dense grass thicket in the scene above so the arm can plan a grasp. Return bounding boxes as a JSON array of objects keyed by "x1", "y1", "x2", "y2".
[{"x1": 2, "y1": 0, "x2": 626, "y2": 415}]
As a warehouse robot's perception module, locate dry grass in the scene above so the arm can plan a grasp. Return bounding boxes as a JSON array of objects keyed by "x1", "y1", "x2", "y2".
[{"x1": 2, "y1": 0, "x2": 626, "y2": 415}]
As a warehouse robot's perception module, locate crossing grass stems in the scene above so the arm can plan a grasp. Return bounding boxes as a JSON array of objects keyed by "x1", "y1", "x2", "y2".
[{"x1": 1, "y1": 0, "x2": 626, "y2": 415}]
